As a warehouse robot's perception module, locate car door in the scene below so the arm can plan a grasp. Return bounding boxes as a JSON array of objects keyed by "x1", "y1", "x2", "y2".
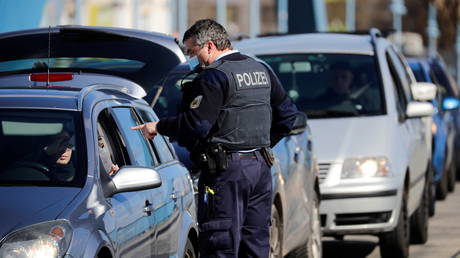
[
  {"x1": 386, "y1": 48, "x2": 427, "y2": 210},
  {"x1": 134, "y1": 106, "x2": 188, "y2": 257},
  {"x1": 96, "y1": 107, "x2": 156, "y2": 258}
]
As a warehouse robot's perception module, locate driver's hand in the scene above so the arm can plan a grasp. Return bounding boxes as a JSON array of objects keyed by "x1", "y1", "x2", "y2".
[
  {"x1": 108, "y1": 164, "x2": 119, "y2": 176},
  {"x1": 131, "y1": 122, "x2": 158, "y2": 139}
]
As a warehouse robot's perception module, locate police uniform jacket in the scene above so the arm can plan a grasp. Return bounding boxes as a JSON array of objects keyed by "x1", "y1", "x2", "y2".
[{"x1": 156, "y1": 52, "x2": 300, "y2": 151}]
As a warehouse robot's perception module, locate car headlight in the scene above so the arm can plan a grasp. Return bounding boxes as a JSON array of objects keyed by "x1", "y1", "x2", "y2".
[
  {"x1": 0, "y1": 220, "x2": 72, "y2": 258},
  {"x1": 341, "y1": 156, "x2": 391, "y2": 178}
]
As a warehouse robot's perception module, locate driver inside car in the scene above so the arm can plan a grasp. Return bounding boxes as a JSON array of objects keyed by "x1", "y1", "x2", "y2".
[
  {"x1": 13, "y1": 129, "x2": 76, "y2": 182},
  {"x1": 317, "y1": 62, "x2": 374, "y2": 113}
]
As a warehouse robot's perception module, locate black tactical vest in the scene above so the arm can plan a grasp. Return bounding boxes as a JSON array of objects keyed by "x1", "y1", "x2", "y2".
[{"x1": 206, "y1": 57, "x2": 272, "y2": 149}]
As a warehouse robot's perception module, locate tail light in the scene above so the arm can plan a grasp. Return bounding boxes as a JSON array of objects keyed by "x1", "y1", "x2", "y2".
[{"x1": 30, "y1": 73, "x2": 73, "y2": 82}]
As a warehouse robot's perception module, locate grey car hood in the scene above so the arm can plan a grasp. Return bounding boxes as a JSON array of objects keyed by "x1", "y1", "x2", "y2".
[
  {"x1": 308, "y1": 116, "x2": 390, "y2": 161},
  {"x1": 0, "y1": 186, "x2": 80, "y2": 239}
]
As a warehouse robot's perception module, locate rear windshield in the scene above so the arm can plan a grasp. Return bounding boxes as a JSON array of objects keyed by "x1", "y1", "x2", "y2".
[
  {"x1": 0, "y1": 57, "x2": 145, "y2": 73},
  {"x1": 0, "y1": 110, "x2": 85, "y2": 187},
  {"x1": 258, "y1": 53, "x2": 386, "y2": 118}
]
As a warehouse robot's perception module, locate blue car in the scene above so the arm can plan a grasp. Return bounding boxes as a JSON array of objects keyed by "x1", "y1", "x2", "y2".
[
  {"x1": 0, "y1": 26, "x2": 198, "y2": 258},
  {"x1": 408, "y1": 57, "x2": 460, "y2": 204},
  {"x1": 146, "y1": 62, "x2": 323, "y2": 257}
]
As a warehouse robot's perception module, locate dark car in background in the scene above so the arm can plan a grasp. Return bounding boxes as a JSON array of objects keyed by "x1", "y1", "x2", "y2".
[
  {"x1": 408, "y1": 57, "x2": 460, "y2": 202},
  {"x1": 146, "y1": 62, "x2": 323, "y2": 258},
  {"x1": 0, "y1": 26, "x2": 198, "y2": 258}
]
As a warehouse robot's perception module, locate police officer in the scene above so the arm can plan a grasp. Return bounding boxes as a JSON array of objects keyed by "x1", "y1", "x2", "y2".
[{"x1": 133, "y1": 19, "x2": 300, "y2": 257}]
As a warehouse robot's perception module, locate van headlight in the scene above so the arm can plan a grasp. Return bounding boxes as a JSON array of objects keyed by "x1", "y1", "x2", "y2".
[
  {"x1": 341, "y1": 157, "x2": 391, "y2": 178},
  {"x1": 0, "y1": 220, "x2": 72, "y2": 258}
]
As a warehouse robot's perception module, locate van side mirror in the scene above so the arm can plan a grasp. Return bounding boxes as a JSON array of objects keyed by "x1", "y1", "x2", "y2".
[
  {"x1": 406, "y1": 102, "x2": 434, "y2": 118},
  {"x1": 289, "y1": 112, "x2": 308, "y2": 135},
  {"x1": 411, "y1": 82, "x2": 437, "y2": 101}
]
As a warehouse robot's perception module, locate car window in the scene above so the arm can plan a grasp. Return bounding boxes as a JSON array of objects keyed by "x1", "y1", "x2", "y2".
[
  {"x1": 136, "y1": 108, "x2": 175, "y2": 163},
  {"x1": 97, "y1": 109, "x2": 129, "y2": 174},
  {"x1": 386, "y1": 48, "x2": 413, "y2": 102},
  {"x1": 147, "y1": 70, "x2": 196, "y2": 118},
  {"x1": 386, "y1": 50, "x2": 408, "y2": 118},
  {"x1": 258, "y1": 53, "x2": 385, "y2": 118},
  {"x1": 111, "y1": 107, "x2": 157, "y2": 167},
  {"x1": 408, "y1": 62, "x2": 428, "y2": 83},
  {"x1": 0, "y1": 110, "x2": 85, "y2": 187},
  {"x1": 430, "y1": 62, "x2": 458, "y2": 97}
]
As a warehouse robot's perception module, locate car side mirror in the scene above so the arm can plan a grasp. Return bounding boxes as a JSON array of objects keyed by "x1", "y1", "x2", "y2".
[
  {"x1": 406, "y1": 102, "x2": 434, "y2": 118},
  {"x1": 103, "y1": 166, "x2": 162, "y2": 197},
  {"x1": 289, "y1": 112, "x2": 308, "y2": 135},
  {"x1": 442, "y1": 96, "x2": 460, "y2": 110},
  {"x1": 411, "y1": 82, "x2": 437, "y2": 101}
]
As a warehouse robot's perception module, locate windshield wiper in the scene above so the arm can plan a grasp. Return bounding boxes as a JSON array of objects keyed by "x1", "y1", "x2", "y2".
[{"x1": 304, "y1": 109, "x2": 358, "y2": 118}]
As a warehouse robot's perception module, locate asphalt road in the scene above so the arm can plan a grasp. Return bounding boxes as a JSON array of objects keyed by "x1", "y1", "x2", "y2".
[{"x1": 322, "y1": 182, "x2": 460, "y2": 258}]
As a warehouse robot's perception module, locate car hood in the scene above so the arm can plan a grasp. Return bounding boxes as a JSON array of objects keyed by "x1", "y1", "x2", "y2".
[
  {"x1": 0, "y1": 186, "x2": 80, "y2": 239},
  {"x1": 308, "y1": 115, "x2": 390, "y2": 162}
]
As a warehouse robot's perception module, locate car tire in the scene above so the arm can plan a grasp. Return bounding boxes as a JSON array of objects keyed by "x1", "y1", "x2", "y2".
[
  {"x1": 287, "y1": 193, "x2": 322, "y2": 258},
  {"x1": 270, "y1": 204, "x2": 283, "y2": 258},
  {"x1": 436, "y1": 166, "x2": 449, "y2": 200},
  {"x1": 447, "y1": 161, "x2": 456, "y2": 192},
  {"x1": 379, "y1": 189, "x2": 409, "y2": 258},
  {"x1": 427, "y1": 163, "x2": 436, "y2": 217},
  {"x1": 410, "y1": 173, "x2": 429, "y2": 244},
  {"x1": 183, "y1": 238, "x2": 196, "y2": 258}
]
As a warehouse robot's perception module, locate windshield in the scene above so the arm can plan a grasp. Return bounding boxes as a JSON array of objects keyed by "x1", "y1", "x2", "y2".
[
  {"x1": 0, "y1": 110, "x2": 85, "y2": 187},
  {"x1": 258, "y1": 53, "x2": 385, "y2": 118}
]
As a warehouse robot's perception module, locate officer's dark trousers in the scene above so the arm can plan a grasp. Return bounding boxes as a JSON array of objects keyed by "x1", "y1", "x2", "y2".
[{"x1": 197, "y1": 151, "x2": 272, "y2": 258}]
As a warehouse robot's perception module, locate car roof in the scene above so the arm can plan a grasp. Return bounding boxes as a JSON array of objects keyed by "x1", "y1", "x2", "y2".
[
  {"x1": 0, "y1": 89, "x2": 81, "y2": 110},
  {"x1": 235, "y1": 33, "x2": 374, "y2": 56}
]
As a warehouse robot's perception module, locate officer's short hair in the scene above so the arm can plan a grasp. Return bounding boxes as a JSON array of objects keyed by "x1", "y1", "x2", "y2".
[{"x1": 183, "y1": 19, "x2": 231, "y2": 50}]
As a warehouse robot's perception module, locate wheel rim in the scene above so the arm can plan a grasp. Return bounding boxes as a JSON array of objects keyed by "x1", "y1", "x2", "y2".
[
  {"x1": 311, "y1": 200, "x2": 322, "y2": 258},
  {"x1": 270, "y1": 208, "x2": 282, "y2": 258}
]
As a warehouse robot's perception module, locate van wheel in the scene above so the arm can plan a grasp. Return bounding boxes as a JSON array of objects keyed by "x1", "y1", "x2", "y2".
[
  {"x1": 287, "y1": 193, "x2": 322, "y2": 258},
  {"x1": 410, "y1": 173, "x2": 429, "y2": 244},
  {"x1": 270, "y1": 204, "x2": 283, "y2": 258},
  {"x1": 184, "y1": 238, "x2": 196, "y2": 258},
  {"x1": 379, "y1": 189, "x2": 409, "y2": 258},
  {"x1": 447, "y1": 161, "x2": 456, "y2": 192}
]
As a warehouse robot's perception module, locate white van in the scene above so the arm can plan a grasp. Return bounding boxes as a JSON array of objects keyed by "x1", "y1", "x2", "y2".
[{"x1": 236, "y1": 29, "x2": 436, "y2": 258}]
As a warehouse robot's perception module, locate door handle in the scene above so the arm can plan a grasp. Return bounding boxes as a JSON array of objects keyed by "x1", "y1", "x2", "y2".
[
  {"x1": 294, "y1": 146, "x2": 301, "y2": 163},
  {"x1": 144, "y1": 200, "x2": 153, "y2": 216},
  {"x1": 171, "y1": 191, "x2": 180, "y2": 201}
]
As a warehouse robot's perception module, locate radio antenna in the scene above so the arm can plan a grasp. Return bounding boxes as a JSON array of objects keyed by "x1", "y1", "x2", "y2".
[{"x1": 47, "y1": 25, "x2": 51, "y2": 87}]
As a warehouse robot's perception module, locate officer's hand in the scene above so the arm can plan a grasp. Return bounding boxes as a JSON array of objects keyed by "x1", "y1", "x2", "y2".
[{"x1": 131, "y1": 122, "x2": 158, "y2": 139}]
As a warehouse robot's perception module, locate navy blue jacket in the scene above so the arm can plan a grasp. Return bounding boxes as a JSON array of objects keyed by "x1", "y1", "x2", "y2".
[{"x1": 157, "y1": 52, "x2": 300, "y2": 151}]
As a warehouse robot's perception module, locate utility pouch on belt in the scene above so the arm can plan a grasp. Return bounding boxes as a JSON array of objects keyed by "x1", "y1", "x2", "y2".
[
  {"x1": 210, "y1": 143, "x2": 228, "y2": 171},
  {"x1": 261, "y1": 147, "x2": 275, "y2": 167},
  {"x1": 192, "y1": 142, "x2": 227, "y2": 175}
]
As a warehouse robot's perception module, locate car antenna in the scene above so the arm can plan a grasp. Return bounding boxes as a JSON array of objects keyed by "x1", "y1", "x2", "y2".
[{"x1": 47, "y1": 25, "x2": 51, "y2": 87}]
